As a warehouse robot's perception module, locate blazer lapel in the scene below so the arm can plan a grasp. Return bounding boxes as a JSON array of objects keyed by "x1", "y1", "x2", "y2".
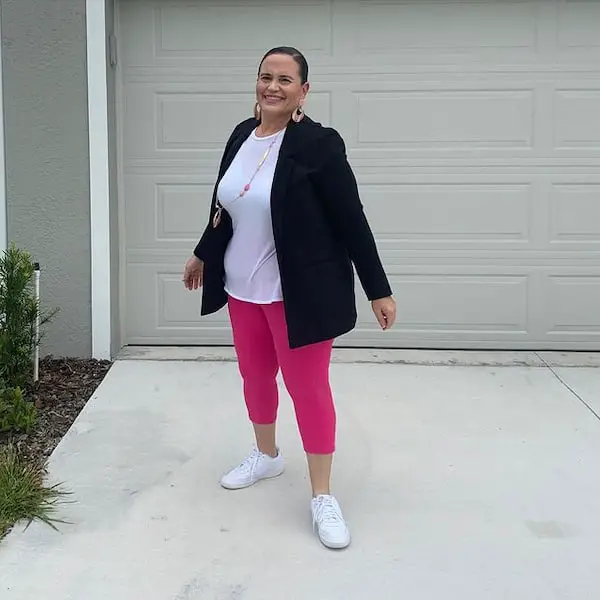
[
  {"x1": 212, "y1": 117, "x2": 309, "y2": 253},
  {"x1": 270, "y1": 119, "x2": 307, "y2": 247},
  {"x1": 218, "y1": 120, "x2": 256, "y2": 180}
]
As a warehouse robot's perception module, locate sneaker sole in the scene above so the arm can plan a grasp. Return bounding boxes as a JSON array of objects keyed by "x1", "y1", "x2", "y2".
[
  {"x1": 312, "y1": 515, "x2": 351, "y2": 550},
  {"x1": 220, "y1": 466, "x2": 284, "y2": 490},
  {"x1": 314, "y1": 528, "x2": 351, "y2": 550},
  {"x1": 319, "y1": 537, "x2": 351, "y2": 550}
]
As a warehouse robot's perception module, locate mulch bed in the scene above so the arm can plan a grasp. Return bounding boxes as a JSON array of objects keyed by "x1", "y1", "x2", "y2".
[{"x1": 0, "y1": 357, "x2": 112, "y2": 466}]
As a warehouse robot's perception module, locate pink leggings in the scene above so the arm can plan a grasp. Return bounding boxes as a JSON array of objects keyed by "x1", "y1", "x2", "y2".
[{"x1": 227, "y1": 296, "x2": 336, "y2": 454}]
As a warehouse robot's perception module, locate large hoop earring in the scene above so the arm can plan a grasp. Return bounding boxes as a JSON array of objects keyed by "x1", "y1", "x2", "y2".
[
  {"x1": 292, "y1": 105, "x2": 305, "y2": 123},
  {"x1": 253, "y1": 102, "x2": 261, "y2": 120}
]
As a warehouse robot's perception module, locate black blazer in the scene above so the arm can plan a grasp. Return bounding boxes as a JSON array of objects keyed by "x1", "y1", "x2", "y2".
[{"x1": 193, "y1": 116, "x2": 392, "y2": 349}]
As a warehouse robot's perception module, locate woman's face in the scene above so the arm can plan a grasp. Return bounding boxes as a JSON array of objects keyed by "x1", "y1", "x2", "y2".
[{"x1": 256, "y1": 54, "x2": 309, "y2": 120}]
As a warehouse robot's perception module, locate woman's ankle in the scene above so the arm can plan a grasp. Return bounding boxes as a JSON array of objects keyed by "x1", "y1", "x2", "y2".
[{"x1": 257, "y1": 444, "x2": 278, "y2": 458}]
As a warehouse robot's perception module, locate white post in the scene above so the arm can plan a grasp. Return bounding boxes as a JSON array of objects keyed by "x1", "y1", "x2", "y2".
[
  {"x1": 34, "y1": 262, "x2": 40, "y2": 382},
  {"x1": 86, "y1": 0, "x2": 112, "y2": 359}
]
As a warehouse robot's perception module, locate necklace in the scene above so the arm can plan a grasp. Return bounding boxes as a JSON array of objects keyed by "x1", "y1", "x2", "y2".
[{"x1": 212, "y1": 129, "x2": 283, "y2": 228}]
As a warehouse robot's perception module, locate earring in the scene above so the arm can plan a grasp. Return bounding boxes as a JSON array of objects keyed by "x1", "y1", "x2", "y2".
[
  {"x1": 292, "y1": 105, "x2": 305, "y2": 123},
  {"x1": 253, "y1": 102, "x2": 261, "y2": 120}
]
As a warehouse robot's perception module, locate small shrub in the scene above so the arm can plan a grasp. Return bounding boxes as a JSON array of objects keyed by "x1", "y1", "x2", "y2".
[
  {"x1": 0, "y1": 386, "x2": 37, "y2": 433},
  {"x1": 0, "y1": 444, "x2": 70, "y2": 537},
  {"x1": 0, "y1": 243, "x2": 57, "y2": 391}
]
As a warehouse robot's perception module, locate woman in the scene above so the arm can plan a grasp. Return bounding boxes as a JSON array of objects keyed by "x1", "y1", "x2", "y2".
[{"x1": 183, "y1": 46, "x2": 396, "y2": 550}]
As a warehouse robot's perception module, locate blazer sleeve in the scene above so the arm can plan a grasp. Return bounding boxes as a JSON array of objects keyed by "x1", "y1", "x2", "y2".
[
  {"x1": 312, "y1": 129, "x2": 393, "y2": 301},
  {"x1": 193, "y1": 199, "x2": 220, "y2": 263},
  {"x1": 193, "y1": 213, "x2": 215, "y2": 262}
]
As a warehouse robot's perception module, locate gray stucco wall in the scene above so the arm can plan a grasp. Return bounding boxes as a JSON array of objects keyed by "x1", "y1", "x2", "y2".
[{"x1": 1, "y1": 0, "x2": 92, "y2": 357}]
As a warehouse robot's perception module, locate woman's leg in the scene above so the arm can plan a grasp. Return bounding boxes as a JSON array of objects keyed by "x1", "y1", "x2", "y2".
[
  {"x1": 306, "y1": 454, "x2": 334, "y2": 497},
  {"x1": 264, "y1": 302, "x2": 349, "y2": 548},
  {"x1": 221, "y1": 297, "x2": 285, "y2": 490},
  {"x1": 227, "y1": 296, "x2": 280, "y2": 455},
  {"x1": 263, "y1": 302, "x2": 336, "y2": 492}
]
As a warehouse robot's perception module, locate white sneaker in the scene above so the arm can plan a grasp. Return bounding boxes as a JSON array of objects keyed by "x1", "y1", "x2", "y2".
[
  {"x1": 311, "y1": 495, "x2": 351, "y2": 549},
  {"x1": 220, "y1": 447, "x2": 284, "y2": 490}
]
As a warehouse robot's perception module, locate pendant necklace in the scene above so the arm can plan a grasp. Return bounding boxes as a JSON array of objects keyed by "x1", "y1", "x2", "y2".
[{"x1": 212, "y1": 129, "x2": 283, "y2": 228}]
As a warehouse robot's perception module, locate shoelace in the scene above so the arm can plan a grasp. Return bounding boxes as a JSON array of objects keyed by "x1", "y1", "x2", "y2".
[
  {"x1": 314, "y1": 497, "x2": 343, "y2": 526},
  {"x1": 236, "y1": 448, "x2": 261, "y2": 476}
]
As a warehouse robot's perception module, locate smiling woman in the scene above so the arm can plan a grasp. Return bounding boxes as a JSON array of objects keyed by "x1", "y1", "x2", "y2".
[
  {"x1": 182, "y1": 46, "x2": 396, "y2": 551},
  {"x1": 253, "y1": 46, "x2": 310, "y2": 125}
]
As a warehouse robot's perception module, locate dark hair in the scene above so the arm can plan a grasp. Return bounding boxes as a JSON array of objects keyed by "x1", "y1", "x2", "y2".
[{"x1": 258, "y1": 46, "x2": 309, "y2": 84}]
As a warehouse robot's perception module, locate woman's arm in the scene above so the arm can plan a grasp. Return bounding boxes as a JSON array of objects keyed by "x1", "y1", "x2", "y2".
[
  {"x1": 193, "y1": 213, "x2": 215, "y2": 262},
  {"x1": 192, "y1": 120, "x2": 250, "y2": 261},
  {"x1": 313, "y1": 129, "x2": 393, "y2": 301}
]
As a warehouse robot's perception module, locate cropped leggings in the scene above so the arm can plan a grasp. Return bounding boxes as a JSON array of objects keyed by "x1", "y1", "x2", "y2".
[{"x1": 227, "y1": 296, "x2": 336, "y2": 454}]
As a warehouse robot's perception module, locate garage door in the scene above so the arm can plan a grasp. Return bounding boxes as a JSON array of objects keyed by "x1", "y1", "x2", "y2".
[{"x1": 119, "y1": 0, "x2": 600, "y2": 349}]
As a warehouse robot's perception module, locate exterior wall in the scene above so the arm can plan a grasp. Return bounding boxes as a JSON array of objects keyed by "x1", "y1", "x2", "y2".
[{"x1": 1, "y1": 0, "x2": 92, "y2": 357}]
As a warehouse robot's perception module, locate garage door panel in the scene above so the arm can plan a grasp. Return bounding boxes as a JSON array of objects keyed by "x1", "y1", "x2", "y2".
[
  {"x1": 155, "y1": 1, "x2": 333, "y2": 57},
  {"x1": 154, "y1": 182, "x2": 212, "y2": 243},
  {"x1": 342, "y1": 81, "x2": 599, "y2": 160},
  {"x1": 363, "y1": 271, "x2": 529, "y2": 333},
  {"x1": 360, "y1": 182, "x2": 533, "y2": 244},
  {"x1": 124, "y1": 84, "x2": 331, "y2": 159},
  {"x1": 125, "y1": 262, "x2": 233, "y2": 345},
  {"x1": 554, "y1": 89, "x2": 600, "y2": 151},
  {"x1": 343, "y1": 269, "x2": 533, "y2": 348},
  {"x1": 155, "y1": 92, "x2": 254, "y2": 152},
  {"x1": 558, "y1": 0, "x2": 600, "y2": 50},
  {"x1": 156, "y1": 272, "x2": 221, "y2": 330},
  {"x1": 123, "y1": 175, "x2": 212, "y2": 249},
  {"x1": 353, "y1": 1, "x2": 538, "y2": 52},
  {"x1": 119, "y1": 0, "x2": 156, "y2": 68},
  {"x1": 356, "y1": 89, "x2": 534, "y2": 150},
  {"x1": 123, "y1": 86, "x2": 254, "y2": 158},
  {"x1": 544, "y1": 272, "x2": 600, "y2": 337},
  {"x1": 120, "y1": 0, "x2": 334, "y2": 67},
  {"x1": 550, "y1": 184, "x2": 600, "y2": 245}
]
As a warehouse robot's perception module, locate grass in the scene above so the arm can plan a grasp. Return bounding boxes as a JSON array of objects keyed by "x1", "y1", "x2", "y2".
[{"x1": 0, "y1": 443, "x2": 71, "y2": 538}]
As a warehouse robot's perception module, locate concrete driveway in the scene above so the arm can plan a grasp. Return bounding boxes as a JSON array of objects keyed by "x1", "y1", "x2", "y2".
[{"x1": 1, "y1": 350, "x2": 599, "y2": 600}]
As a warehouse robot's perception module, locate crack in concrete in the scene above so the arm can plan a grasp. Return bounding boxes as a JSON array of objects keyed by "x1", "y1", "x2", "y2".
[{"x1": 536, "y1": 351, "x2": 600, "y2": 423}]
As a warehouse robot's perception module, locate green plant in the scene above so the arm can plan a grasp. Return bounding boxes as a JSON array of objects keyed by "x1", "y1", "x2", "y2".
[
  {"x1": 0, "y1": 444, "x2": 71, "y2": 538},
  {"x1": 0, "y1": 243, "x2": 57, "y2": 390},
  {"x1": 0, "y1": 386, "x2": 37, "y2": 433}
]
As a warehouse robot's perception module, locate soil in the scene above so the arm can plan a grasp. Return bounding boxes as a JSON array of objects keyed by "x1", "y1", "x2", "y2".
[{"x1": 0, "y1": 357, "x2": 112, "y2": 465}]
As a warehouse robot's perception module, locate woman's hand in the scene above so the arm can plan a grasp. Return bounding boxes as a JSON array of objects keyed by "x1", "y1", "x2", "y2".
[
  {"x1": 372, "y1": 296, "x2": 396, "y2": 330},
  {"x1": 182, "y1": 255, "x2": 204, "y2": 290}
]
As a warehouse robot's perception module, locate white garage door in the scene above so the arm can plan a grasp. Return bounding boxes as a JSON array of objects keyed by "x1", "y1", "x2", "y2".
[{"x1": 119, "y1": 0, "x2": 600, "y2": 349}]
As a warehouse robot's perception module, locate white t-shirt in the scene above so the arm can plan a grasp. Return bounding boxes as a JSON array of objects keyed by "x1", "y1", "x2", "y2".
[{"x1": 217, "y1": 127, "x2": 285, "y2": 304}]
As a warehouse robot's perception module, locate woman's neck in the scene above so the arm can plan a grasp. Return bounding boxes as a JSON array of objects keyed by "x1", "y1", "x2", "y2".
[{"x1": 256, "y1": 117, "x2": 288, "y2": 137}]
